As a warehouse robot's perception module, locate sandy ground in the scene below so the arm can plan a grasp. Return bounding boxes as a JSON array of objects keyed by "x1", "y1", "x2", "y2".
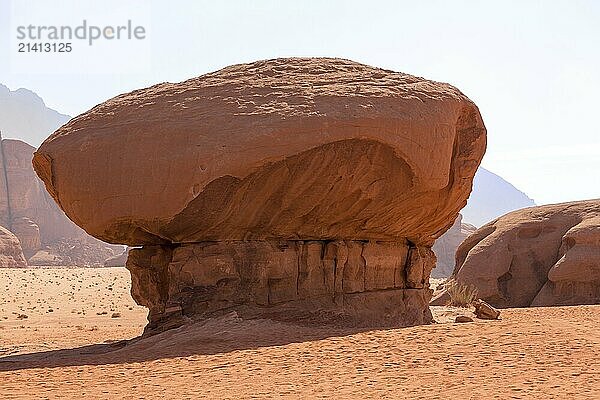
[{"x1": 1, "y1": 268, "x2": 599, "y2": 399}]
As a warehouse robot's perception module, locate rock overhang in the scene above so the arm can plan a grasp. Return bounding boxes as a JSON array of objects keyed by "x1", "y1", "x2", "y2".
[{"x1": 33, "y1": 57, "x2": 485, "y2": 247}]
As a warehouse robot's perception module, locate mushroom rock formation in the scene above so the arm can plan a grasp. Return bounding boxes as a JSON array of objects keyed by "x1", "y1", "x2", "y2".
[
  {"x1": 0, "y1": 225, "x2": 27, "y2": 268},
  {"x1": 432, "y1": 214, "x2": 476, "y2": 278},
  {"x1": 432, "y1": 200, "x2": 600, "y2": 307},
  {"x1": 33, "y1": 58, "x2": 486, "y2": 332}
]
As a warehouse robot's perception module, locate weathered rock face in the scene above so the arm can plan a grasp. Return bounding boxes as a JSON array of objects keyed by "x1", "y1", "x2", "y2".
[
  {"x1": 33, "y1": 58, "x2": 486, "y2": 330},
  {"x1": 432, "y1": 214, "x2": 476, "y2": 278},
  {"x1": 0, "y1": 137, "x2": 121, "y2": 266},
  {"x1": 432, "y1": 200, "x2": 600, "y2": 307},
  {"x1": 128, "y1": 241, "x2": 436, "y2": 331},
  {"x1": 0, "y1": 225, "x2": 27, "y2": 268}
]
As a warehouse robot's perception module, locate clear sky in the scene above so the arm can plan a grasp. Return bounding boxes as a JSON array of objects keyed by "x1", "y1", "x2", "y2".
[{"x1": 1, "y1": 0, "x2": 598, "y2": 205}]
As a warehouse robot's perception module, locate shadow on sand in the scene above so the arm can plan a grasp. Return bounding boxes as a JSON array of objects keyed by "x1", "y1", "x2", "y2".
[{"x1": 0, "y1": 314, "x2": 402, "y2": 372}]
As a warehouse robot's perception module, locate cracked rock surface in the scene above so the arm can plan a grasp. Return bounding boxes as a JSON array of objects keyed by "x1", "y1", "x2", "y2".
[{"x1": 33, "y1": 58, "x2": 486, "y2": 331}]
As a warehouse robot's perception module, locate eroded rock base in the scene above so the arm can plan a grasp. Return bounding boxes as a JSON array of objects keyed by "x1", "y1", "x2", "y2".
[{"x1": 127, "y1": 240, "x2": 435, "y2": 334}]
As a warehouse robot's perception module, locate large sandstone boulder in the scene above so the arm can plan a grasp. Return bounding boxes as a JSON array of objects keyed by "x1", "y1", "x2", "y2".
[
  {"x1": 0, "y1": 225, "x2": 27, "y2": 268},
  {"x1": 432, "y1": 214, "x2": 476, "y2": 278},
  {"x1": 33, "y1": 58, "x2": 486, "y2": 331},
  {"x1": 432, "y1": 200, "x2": 600, "y2": 307}
]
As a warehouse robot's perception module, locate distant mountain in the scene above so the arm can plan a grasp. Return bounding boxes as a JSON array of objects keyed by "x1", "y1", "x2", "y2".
[
  {"x1": 461, "y1": 167, "x2": 536, "y2": 227},
  {"x1": 0, "y1": 84, "x2": 70, "y2": 147}
]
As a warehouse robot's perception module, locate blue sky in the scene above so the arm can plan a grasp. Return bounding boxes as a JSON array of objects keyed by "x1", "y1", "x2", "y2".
[{"x1": 1, "y1": 0, "x2": 599, "y2": 205}]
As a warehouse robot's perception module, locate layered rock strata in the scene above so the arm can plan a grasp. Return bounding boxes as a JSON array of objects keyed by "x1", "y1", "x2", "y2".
[{"x1": 128, "y1": 241, "x2": 436, "y2": 332}]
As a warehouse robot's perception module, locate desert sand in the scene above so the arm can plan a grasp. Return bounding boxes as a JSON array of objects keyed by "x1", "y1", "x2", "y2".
[{"x1": 0, "y1": 268, "x2": 598, "y2": 399}]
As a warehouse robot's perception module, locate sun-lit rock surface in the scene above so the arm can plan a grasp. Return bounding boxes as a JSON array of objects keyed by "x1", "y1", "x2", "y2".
[
  {"x1": 0, "y1": 138, "x2": 121, "y2": 266},
  {"x1": 432, "y1": 199, "x2": 600, "y2": 307}
]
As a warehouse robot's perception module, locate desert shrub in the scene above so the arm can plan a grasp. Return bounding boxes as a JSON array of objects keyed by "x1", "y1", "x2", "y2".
[{"x1": 446, "y1": 279, "x2": 478, "y2": 307}]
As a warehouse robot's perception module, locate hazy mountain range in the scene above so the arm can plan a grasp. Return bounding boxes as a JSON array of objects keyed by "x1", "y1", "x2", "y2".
[
  {"x1": 0, "y1": 84, "x2": 70, "y2": 147},
  {"x1": 462, "y1": 167, "x2": 536, "y2": 227}
]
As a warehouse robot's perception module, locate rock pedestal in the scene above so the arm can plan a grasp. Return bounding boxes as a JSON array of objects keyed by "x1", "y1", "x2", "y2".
[{"x1": 127, "y1": 240, "x2": 435, "y2": 333}]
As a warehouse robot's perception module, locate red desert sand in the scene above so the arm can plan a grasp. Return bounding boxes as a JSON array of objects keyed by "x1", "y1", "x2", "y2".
[{"x1": 1, "y1": 268, "x2": 599, "y2": 399}]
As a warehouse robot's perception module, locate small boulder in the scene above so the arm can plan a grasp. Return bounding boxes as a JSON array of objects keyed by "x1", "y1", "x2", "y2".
[
  {"x1": 473, "y1": 299, "x2": 500, "y2": 320},
  {"x1": 455, "y1": 315, "x2": 473, "y2": 323}
]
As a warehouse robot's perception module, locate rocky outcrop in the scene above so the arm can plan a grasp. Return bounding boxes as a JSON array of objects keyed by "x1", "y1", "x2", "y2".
[
  {"x1": 33, "y1": 58, "x2": 486, "y2": 331},
  {"x1": 0, "y1": 225, "x2": 27, "y2": 268},
  {"x1": 10, "y1": 216, "x2": 41, "y2": 258},
  {"x1": 432, "y1": 200, "x2": 600, "y2": 307},
  {"x1": 432, "y1": 214, "x2": 476, "y2": 278},
  {"x1": 0, "y1": 83, "x2": 70, "y2": 147},
  {"x1": 0, "y1": 136, "x2": 121, "y2": 266},
  {"x1": 128, "y1": 241, "x2": 436, "y2": 331}
]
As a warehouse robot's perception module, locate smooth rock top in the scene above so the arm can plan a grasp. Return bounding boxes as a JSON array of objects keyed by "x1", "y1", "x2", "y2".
[
  {"x1": 33, "y1": 58, "x2": 486, "y2": 246},
  {"x1": 433, "y1": 199, "x2": 600, "y2": 307}
]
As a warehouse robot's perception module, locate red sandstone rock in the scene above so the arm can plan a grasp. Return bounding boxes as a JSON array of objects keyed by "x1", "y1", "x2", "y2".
[
  {"x1": 473, "y1": 299, "x2": 500, "y2": 320},
  {"x1": 33, "y1": 58, "x2": 486, "y2": 330},
  {"x1": 455, "y1": 315, "x2": 473, "y2": 323},
  {"x1": 34, "y1": 58, "x2": 485, "y2": 246},
  {"x1": 0, "y1": 139, "x2": 84, "y2": 244},
  {"x1": 432, "y1": 200, "x2": 600, "y2": 307},
  {"x1": 0, "y1": 225, "x2": 27, "y2": 268}
]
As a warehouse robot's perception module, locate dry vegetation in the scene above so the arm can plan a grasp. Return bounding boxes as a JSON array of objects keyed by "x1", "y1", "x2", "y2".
[{"x1": 445, "y1": 279, "x2": 479, "y2": 307}]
